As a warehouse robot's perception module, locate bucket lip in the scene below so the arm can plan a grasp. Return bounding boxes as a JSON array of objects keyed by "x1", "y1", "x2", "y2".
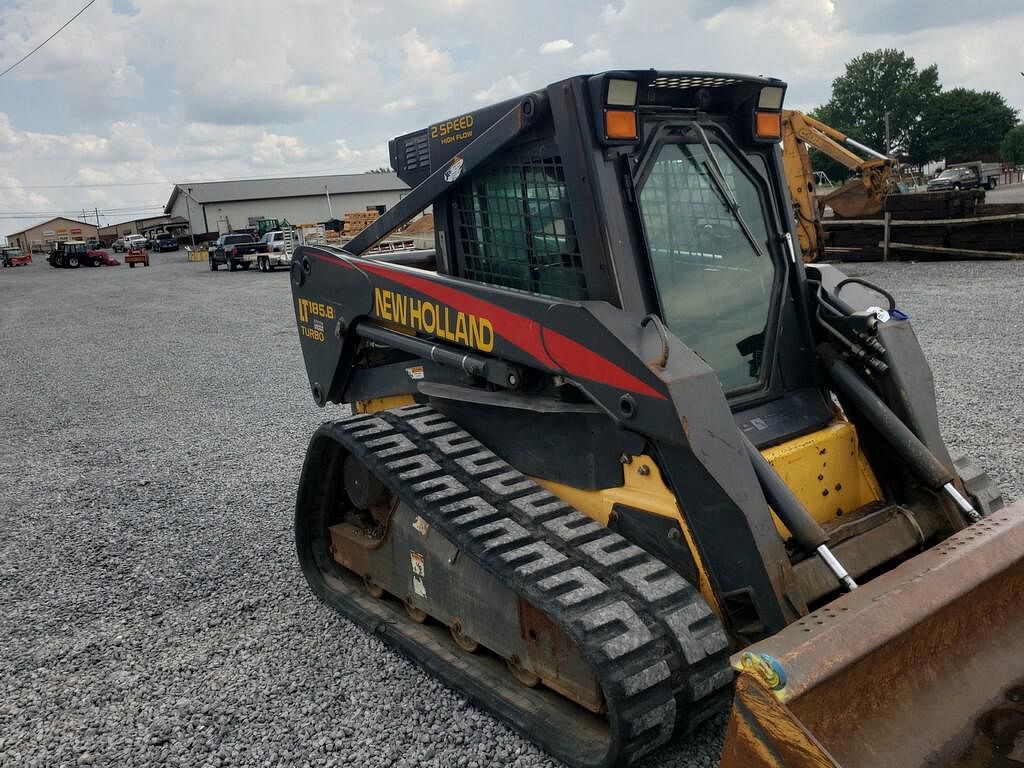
[{"x1": 732, "y1": 503, "x2": 1024, "y2": 698}]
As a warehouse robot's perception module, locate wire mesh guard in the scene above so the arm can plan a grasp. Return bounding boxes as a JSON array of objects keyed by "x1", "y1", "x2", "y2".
[
  {"x1": 638, "y1": 143, "x2": 774, "y2": 390},
  {"x1": 650, "y1": 75, "x2": 740, "y2": 90},
  {"x1": 454, "y1": 154, "x2": 587, "y2": 300}
]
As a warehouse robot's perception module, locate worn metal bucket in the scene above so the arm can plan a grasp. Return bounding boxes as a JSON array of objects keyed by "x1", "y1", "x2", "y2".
[
  {"x1": 722, "y1": 501, "x2": 1024, "y2": 768},
  {"x1": 821, "y1": 178, "x2": 884, "y2": 218}
]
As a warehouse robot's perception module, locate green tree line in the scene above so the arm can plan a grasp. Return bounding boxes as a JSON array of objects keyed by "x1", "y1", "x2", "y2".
[{"x1": 809, "y1": 49, "x2": 1020, "y2": 179}]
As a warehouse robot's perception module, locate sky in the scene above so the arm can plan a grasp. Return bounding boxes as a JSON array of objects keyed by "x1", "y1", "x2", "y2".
[{"x1": 0, "y1": 0, "x2": 1022, "y2": 237}]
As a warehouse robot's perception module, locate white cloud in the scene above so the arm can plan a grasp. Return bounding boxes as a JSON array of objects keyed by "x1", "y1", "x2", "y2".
[
  {"x1": 0, "y1": 0, "x2": 1022, "y2": 240},
  {"x1": 251, "y1": 133, "x2": 324, "y2": 167},
  {"x1": 473, "y1": 75, "x2": 524, "y2": 102},
  {"x1": 539, "y1": 39, "x2": 574, "y2": 54},
  {"x1": 382, "y1": 97, "x2": 417, "y2": 114},
  {"x1": 335, "y1": 139, "x2": 362, "y2": 161},
  {"x1": 400, "y1": 28, "x2": 453, "y2": 77},
  {"x1": 579, "y1": 48, "x2": 611, "y2": 66}
]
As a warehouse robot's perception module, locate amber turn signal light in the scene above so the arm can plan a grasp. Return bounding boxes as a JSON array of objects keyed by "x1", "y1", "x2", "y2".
[
  {"x1": 755, "y1": 111, "x2": 782, "y2": 140},
  {"x1": 605, "y1": 110, "x2": 638, "y2": 140}
]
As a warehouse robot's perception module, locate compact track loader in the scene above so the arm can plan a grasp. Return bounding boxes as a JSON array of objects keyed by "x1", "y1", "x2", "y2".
[{"x1": 288, "y1": 71, "x2": 1024, "y2": 768}]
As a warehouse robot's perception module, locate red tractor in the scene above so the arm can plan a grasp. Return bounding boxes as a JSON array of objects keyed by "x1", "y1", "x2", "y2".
[
  {"x1": 88, "y1": 249, "x2": 120, "y2": 267},
  {"x1": 2, "y1": 247, "x2": 31, "y2": 267},
  {"x1": 48, "y1": 241, "x2": 120, "y2": 268}
]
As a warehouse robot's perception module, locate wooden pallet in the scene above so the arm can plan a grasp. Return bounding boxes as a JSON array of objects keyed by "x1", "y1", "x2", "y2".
[
  {"x1": 342, "y1": 210, "x2": 381, "y2": 236},
  {"x1": 823, "y1": 210, "x2": 1024, "y2": 261}
]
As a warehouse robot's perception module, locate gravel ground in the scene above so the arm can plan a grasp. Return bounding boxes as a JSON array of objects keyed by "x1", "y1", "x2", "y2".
[{"x1": 0, "y1": 254, "x2": 1021, "y2": 768}]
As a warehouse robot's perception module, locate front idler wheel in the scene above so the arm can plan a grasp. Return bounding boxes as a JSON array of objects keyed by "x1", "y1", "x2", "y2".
[
  {"x1": 404, "y1": 596, "x2": 427, "y2": 623},
  {"x1": 450, "y1": 620, "x2": 479, "y2": 653},
  {"x1": 363, "y1": 576, "x2": 383, "y2": 598},
  {"x1": 506, "y1": 656, "x2": 540, "y2": 688}
]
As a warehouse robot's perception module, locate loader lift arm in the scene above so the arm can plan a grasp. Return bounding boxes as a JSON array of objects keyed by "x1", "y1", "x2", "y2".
[{"x1": 781, "y1": 109, "x2": 893, "y2": 262}]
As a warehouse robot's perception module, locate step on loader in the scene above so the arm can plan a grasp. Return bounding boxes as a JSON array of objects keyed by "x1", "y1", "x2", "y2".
[{"x1": 287, "y1": 70, "x2": 1024, "y2": 768}]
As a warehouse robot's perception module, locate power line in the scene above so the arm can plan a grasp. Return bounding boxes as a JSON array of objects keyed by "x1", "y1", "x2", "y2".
[
  {"x1": 0, "y1": 209, "x2": 165, "y2": 221},
  {"x1": 0, "y1": 180, "x2": 172, "y2": 190},
  {"x1": 0, "y1": 204, "x2": 163, "y2": 215},
  {"x1": 0, "y1": 165, "x2": 389, "y2": 190},
  {"x1": 0, "y1": 0, "x2": 99, "y2": 80}
]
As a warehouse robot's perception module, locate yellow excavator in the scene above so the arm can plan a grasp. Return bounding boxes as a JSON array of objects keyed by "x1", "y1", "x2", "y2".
[{"x1": 781, "y1": 110, "x2": 894, "y2": 262}]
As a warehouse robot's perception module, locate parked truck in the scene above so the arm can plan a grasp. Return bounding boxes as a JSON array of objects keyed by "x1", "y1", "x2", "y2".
[
  {"x1": 209, "y1": 233, "x2": 261, "y2": 271},
  {"x1": 150, "y1": 232, "x2": 179, "y2": 252},
  {"x1": 928, "y1": 161, "x2": 1001, "y2": 191},
  {"x1": 254, "y1": 230, "x2": 292, "y2": 272}
]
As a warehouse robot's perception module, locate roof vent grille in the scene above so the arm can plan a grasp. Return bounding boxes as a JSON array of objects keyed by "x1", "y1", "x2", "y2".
[{"x1": 650, "y1": 75, "x2": 740, "y2": 90}]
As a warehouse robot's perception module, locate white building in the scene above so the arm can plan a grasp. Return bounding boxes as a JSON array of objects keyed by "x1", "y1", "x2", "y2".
[{"x1": 164, "y1": 172, "x2": 409, "y2": 237}]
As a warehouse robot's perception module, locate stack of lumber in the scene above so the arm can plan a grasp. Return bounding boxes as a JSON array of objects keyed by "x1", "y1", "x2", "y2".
[
  {"x1": 822, "y1": 191, "x2": 1024, "y2": 262},
  {"x1": 881, "y1": 190, "x2": 983, "y2": 220},
  {"x1": 342, "y1": 211, "x2": 380, "y2": 236},
  {"x1": 403, "y1": 213, "x2": 434, "y2": 233}
]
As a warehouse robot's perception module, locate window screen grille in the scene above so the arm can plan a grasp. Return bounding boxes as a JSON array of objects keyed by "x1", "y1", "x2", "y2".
[{"x1": 453, "y1": 154, "x2": 587, "y2": 300}]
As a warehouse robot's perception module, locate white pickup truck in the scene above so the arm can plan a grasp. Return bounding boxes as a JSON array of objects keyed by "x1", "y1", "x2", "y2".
[{"x1": 255, "y1": 230, "x2": 293, "y2": 272}]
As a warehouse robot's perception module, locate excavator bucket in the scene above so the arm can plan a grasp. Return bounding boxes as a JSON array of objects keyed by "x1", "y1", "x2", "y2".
[
  {"x1": 722, "y1": 502, "x2": 1024, "y2": 768},
  {"x1": 820, "y1": 178, "x2": 883, "y2": 219}
]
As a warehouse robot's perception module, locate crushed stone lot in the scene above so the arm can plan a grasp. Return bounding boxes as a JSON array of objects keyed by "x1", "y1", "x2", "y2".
[{"x1": 1, "y1": 255, "x2": 1021, "y2": 768}]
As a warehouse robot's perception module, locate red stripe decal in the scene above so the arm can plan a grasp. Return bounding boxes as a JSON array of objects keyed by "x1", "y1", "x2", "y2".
[
  {"x1": 541, "y1": 327, "x2": 667, "y2": 401},
  {"x1": 332, "y1": 256, "x2": 666, "y2": 401}
]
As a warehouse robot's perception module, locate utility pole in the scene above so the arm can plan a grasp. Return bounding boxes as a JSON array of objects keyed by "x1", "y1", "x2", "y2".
[
  {"x1": 94, "y1": 207, "x2": 100, "y2": 238},
  {"x1": 184, "y1": 186, "x2": 197, "y2": 248},
  {"x1": 325, "y1": 184, "x2": 334, "y2": 219},
  {"x1": 884, "y1": 111, "x2": 891, "y2": 155}
]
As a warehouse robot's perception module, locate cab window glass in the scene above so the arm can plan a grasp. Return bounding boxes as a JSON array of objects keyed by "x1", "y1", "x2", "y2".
[{"x1": 638, "y1": 141, "x2": 776, "y2": 391}]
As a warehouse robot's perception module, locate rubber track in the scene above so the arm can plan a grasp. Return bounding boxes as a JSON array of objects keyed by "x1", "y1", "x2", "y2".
[{"x1": 317, "y1": 404, "x2": 734, "y2": 766}]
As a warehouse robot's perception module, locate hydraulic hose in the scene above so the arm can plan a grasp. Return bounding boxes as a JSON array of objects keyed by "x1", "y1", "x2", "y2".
[
  {"x1": 819, "y1": 344, "x2": 981, "y2": 523},
  {"x1": 742, "y1": 435, "x2": 857, "y2": 591}
]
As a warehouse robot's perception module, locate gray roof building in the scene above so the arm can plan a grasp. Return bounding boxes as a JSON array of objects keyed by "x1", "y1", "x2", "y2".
[
  {"x1": 163, "y1": 172, "x2": 409, "y2": 237},
  {"x1": 164, "y1": 172, "x2": 407, "y2": 212}
]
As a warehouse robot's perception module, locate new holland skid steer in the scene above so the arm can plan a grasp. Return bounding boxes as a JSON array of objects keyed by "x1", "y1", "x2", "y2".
[{"x1": 288, "y1": 70, "x2": 1024, "y2": 768}]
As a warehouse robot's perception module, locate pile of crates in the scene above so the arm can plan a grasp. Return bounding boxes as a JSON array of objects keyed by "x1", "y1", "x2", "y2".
[{"x1": 342, "y1": 210, "x2": 380, "y2": 236}]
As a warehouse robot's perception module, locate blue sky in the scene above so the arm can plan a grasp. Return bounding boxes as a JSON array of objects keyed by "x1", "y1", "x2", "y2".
[{"x1": 0, "y1": 0, "x2": 1022, "y2": 238}]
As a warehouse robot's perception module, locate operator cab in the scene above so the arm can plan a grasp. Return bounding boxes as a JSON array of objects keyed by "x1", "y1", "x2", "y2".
[{"x1": 390, "y1": 70, "x2": 831, "y2": 447}]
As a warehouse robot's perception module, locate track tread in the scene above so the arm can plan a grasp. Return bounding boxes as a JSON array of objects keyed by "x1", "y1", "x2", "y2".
[{"x1": 307, "y1": 405, "x2": 733, "y2": 766}]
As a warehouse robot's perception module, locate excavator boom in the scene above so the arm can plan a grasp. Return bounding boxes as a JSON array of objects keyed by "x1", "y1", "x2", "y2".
[{"x1": 781, "y1": 109, "x2": 894, "y2": 261}]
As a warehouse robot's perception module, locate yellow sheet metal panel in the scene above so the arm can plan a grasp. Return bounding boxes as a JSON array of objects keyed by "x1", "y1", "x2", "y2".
[
  {"x1": 354, "y1": 395, "x2": 416, "y2": 414},
  {"x1": 761, "y1": 421, "x2": 882, "y2": 537},
  {"x1": 722, "y1": 673, "x2": 839, "y2": 768},
  {"x1": 534, "y1": 457, "x2": 722, "y2": 619}
]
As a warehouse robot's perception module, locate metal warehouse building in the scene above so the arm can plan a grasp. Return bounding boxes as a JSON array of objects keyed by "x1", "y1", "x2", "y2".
[{"x1": 164, "y1": 172, "x2": 409, "y2": 238}]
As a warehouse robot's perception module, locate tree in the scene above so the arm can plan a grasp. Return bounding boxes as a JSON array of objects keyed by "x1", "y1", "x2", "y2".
[
  {"x1": 920, "y1": 89, "x2": 1017, "y2": 163},
  {"x1": 1001, "y1": 125, "x2": 1024, "y2": 165},
  {"x1": 814, "y1": 49, "x2": 940, "y2": 164},
  {"x1": 364, "y1": 167, "x2": 391, "y2": 174}
]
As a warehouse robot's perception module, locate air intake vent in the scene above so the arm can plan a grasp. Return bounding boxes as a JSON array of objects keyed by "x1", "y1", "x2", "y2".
[{"x1": 402, "y1": 131, "x2": 430, "y2": 172}]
